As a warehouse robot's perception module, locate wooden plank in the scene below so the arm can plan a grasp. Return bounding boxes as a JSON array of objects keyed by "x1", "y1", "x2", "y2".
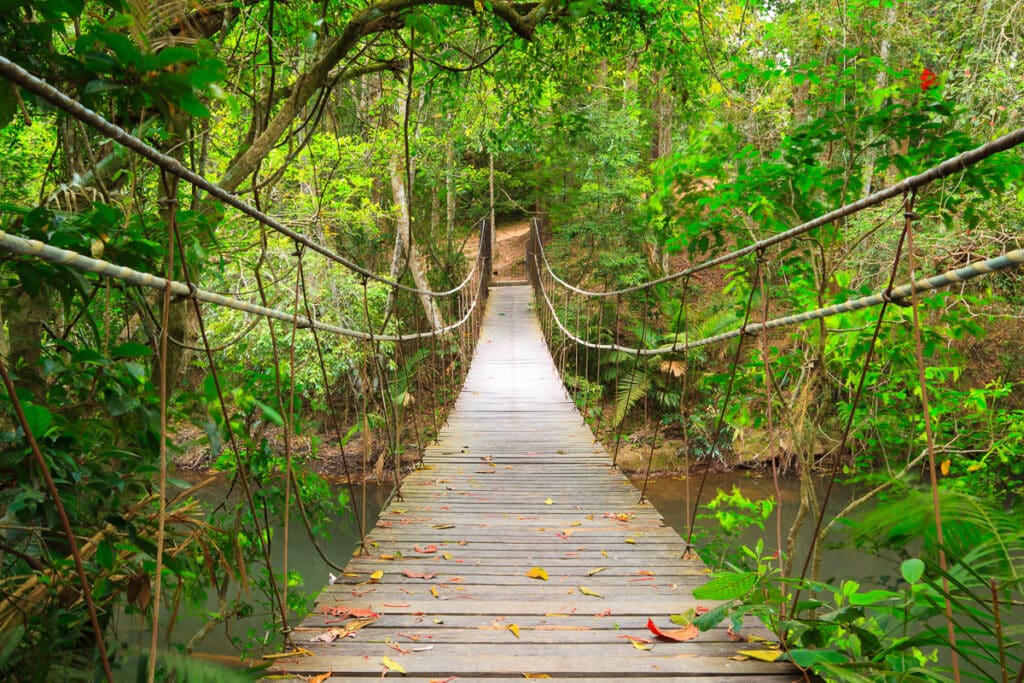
[{"x1": 269, "y1": 286, "x2": 793, "y2": 680}]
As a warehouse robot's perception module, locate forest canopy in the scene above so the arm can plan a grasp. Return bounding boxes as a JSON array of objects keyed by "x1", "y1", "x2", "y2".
[{"x1": 0, "y1": 0, "x2": 1022, "y2": 680}]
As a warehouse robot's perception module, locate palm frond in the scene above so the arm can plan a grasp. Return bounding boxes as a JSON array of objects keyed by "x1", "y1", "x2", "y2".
[{"x1": 613, "y1": 367, "x2": 650, "y2": 427}]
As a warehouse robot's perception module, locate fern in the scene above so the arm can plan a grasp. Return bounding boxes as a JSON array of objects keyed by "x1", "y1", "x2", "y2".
[{"x1": 613, "y1": 367, "x2": 650, "y2": 427}]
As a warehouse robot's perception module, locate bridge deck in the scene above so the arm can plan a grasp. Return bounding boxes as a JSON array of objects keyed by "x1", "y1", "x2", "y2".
[{"x1": 270, "y1": 286, "x2": 797, "y2": 681}]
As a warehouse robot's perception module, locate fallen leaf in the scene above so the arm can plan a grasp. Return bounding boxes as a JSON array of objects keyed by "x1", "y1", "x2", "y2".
[
  {"x1": 414, "y1": 544, "x2": 439, "y2": 554},
  {"x1": 381, "y1": 655, "x2": 406, "y2": 674},
  {"x1": 430, "y1": 586, "x2": 439, "y2": 598},
  {"x1": 526, "y1": 567, "x2": 549, "y2": 580},
  {"x1": 587, "y1": 567, "x2": 609, "y2": 576},
  {"x1": 647, "y1": 618, "x2": 700, "y2": 642},
  {"x1": 738, "y1": 649, "x2": 783, "y2": 662},
  {"x1": 544, "y1": 498, "x2": 553, "y2": 505},
  {"x1": 442, "y1": 552, "x2": 453, "y2": 560},
  {"x1": 601, "y1": 549, "x2": 608, "y2": 558},
  {"x1": 618, "y1": 635, "x2": 653, "y2": 650},
  {"x1": 522, "y1": 675, "x2": 550, "y2": 679},
  {"x1": 403, "y1": 570, "x2": 437, "y2": 580},
  {"x1": 594, "y1": 608, "x2": 612, "y2": 617},
  {"x1": 370, "y1": 570, "x2": 384, "y2": 581},
  {"x1": 382, "y1": 603, "x2": 410, "y2": 608},
  {"x1": 309, "y1": 672, "x2": 332, "y2": 683},
  {"x1": 578, "y1": 586, "x2": 603, "y2": 598},
  {"x1": 625, "y1": 538, "x2": 636, "y2": 544},
  {"x1": 636, "y1": 570, "x2": 654, "y2": 576},
  {"x1": 508, "y1": 623, "x2": 520, "y2": 638},
  {"x1": 432, "y1": 524, "x2": 455, "y2": 530},
  {"x1": 433, "y1": 618, "x2": 443, "y2": 624}
]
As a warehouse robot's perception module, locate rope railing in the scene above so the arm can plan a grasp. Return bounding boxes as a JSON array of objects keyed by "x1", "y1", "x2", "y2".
[
  {"x1": 0, "y1": 54, "x2": 496, "y2": 675},
  {"x1": 526, "y1": 133, "x2": 1024, "y2": 683},
  {"x1": 530, "y1": 217, "x2": 1024, "y2": 356},
  {"x1": 0, "y1": 221, "x2": 492, "y2": 343},
  {"x1": 0, "y1": 55, "x2": 482, "y2": 300},
  {"x1": 537, "y1": 124, "x2": 1024, "y2": 298}
]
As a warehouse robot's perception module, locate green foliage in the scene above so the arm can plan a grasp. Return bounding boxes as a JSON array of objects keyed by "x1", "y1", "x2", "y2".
[{"x1": 694, "y1": 487, "x2": 775, "y2": 571}]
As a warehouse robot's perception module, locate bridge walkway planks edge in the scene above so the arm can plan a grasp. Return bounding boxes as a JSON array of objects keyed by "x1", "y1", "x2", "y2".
[{"x1": 268, "y1": 285, "x2": 799, "y2": 681}]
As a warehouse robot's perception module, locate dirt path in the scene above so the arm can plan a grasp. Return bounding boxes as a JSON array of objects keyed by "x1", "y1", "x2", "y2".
[{"x1": 464, "y1": 219, "x2": 531, "y2": 281}]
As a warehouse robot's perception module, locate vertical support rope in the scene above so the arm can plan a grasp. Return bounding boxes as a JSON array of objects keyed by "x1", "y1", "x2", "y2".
[
  {"x1": 756, "y1": 249, "x2": 785, "y2": 575},
  {"x1": 0, "y1": 360, "x2": 115, "y2": 682},
  {"x1": 147, "y1": 172, "x2": 176, "y2": 682},
  {"x1": 685, "y1": 256, "x2": 760, "y2": 546},
  {"x1": 171, "y1": 221, "x2": 290, "y2": 644},
  {"x1": 905, "y1": 196, "x2": 961, "y2": 682}
]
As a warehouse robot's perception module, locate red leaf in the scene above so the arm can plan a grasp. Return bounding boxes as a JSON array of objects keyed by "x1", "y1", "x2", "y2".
[
  {"x1": 647, "y1": 618, "x2": 700, "y2": 642},
  {"x1": 920, "y1": 67, "x2": 938, "y2": 91},
  {"x1": 414, "y1": 544, "x2": 439, "y2": 554},
  {"x1": 403, "y1": 570, "x2": 437, "y2": 580}
]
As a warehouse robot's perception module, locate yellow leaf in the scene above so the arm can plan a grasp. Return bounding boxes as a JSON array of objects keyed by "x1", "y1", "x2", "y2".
[
  {"x1": 442, "y1": 552, "x2": 453, "y2": 560},
  {"x1": 523, "y1": 675, "x2": 551, "y2": 679},
  {"x1": 473, "y1": 0, "x2": 483, "y2": 10},
  {"x1": 940, "y1": 459, "x2": 951, "y2": 476},
  {"x1": 381, "y1": 655, "x2": 406, "y2": 673},
  {"x1": 544, "y1": 498, "x2": 553, "y2": 505},
  {"x1": 601, "y1": 549, "x2": 608, "y2": 558},
  {"x1": 625, "y1": 538, "x2": 636, "y2": 544},
  {"x1": 508, "y1": 623, "x2": 520, "y2": 638},
  {"x1": 587, "y1": 567, "x2": 609, "y2": 576},
  {"x1": 967, "y1": 463, "x2": 984, "y2": 472},
  {"x1": 571, "y1": 521, "x2": 582, "y2": 527},
  {"x1": 526, "y1": 567, "x2": 549, "y2": 580},
  {"x1": 738, "y1": 649, "x2": 783, "y2": 662},
  {"x1": 433, "y1": 617, "x2": 443, "y2": 623},
  {"x1": 631, "y1": 639, "x2": 652, "y2": 650},
  {"x1": 578, "y1": 586, "x2": 604, "y2": 598},
  {"x1": 370, "y1": 570, "x2": 383, "y2": 581},
  {"x1": 430, "y1": 586, "x2": 439, "y2": 598},
  {"x1": 309, "y1": 672, "x2": 332, "y2": 683}
]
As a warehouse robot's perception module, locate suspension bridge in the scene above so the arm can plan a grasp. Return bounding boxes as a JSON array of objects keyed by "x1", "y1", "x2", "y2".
[{"x1": 1, "y1": 55, "x2": 1024, "y2": 681}]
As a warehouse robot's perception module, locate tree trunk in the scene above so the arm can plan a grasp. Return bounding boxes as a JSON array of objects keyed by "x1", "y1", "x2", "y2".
[
  {"x1": 388, "y1": 145, "x2": 444, "y2": 330},
  {"x1": 445, "y1": 139, "x2": 456, "y2": 254}
]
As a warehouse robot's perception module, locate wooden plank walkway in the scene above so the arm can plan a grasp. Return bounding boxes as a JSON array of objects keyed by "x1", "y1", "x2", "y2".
[{"x1": 270, "y1": 286, "x2": 798, "y2": 681}]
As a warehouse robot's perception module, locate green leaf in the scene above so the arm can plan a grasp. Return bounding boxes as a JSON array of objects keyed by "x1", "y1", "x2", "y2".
[
  {"x1": 0, "y1": 79, "x2": 17, "y2": 130},
  {"x1": 96, "y1": 538, "x2": 115, "y2": 571},
  {"x1": 255, "y1": 401, "x2": 284, "y2": 427},
  {"x1": 21, "y1": 404, "x2": 53, "y2": 437},
  {"x1": 901, "y1": 558, "x2": 925, "y2": 585},
  {"x1": 787, "y1": 649, "x2": 848, "y2": 667},
  {"x1": 692, "y1": 571, "x2": 758, "y2": 600},
  {"x1": 110, "y1": 342, "x2": 153, "y2": 359},
  {"x1": 847, "y1": 589, "x2": 902, "y2": 606}
]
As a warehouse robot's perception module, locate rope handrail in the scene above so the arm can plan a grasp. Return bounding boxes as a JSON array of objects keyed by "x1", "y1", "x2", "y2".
[
  {"x1": 0, "y1": 225, "x2": 489, "y2": 342},
  {"x1": 532, "y1": 236, "x2": 1024, "y2": 357},
  {"x1": 534, "y1": 124, "x2": 1024, "y2": 298},
  {"x1": 0, "y1": 56, "x2": 482, "y2": 300}
]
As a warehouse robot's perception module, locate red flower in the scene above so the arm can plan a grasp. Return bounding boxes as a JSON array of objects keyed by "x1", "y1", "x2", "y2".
[{"x1": 920, "y1": 68, "x2": 938, "y2": 91}]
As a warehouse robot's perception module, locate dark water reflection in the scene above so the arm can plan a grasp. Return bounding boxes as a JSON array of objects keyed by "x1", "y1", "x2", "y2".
[
  {"x1": 114, "y1": 472, "x2": 390, "y2": 662},
  {"x1": 638, "y1": 472, "x2": 891, "y2": 586}
]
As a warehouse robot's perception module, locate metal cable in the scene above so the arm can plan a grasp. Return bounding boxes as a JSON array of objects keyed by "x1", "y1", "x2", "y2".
[{"x1": 0, "y1": 56, "x2": 480, "y2": 299}]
